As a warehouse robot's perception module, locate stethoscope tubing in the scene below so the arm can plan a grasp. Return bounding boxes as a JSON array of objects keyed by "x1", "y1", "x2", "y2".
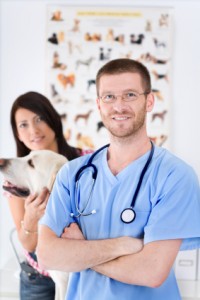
[
  {"x1": 72, "y1": 144, "x2": 109, "y2": 218},
  {"x1": 120, "y1": 141, "x2": 154, "y2": 223},
  {"x1": 75, "y1": 144, "x2": 109, "y2": 183},
  {"x1": 130, "y1": 140, "x2": 154, "y2": 208},
  {"x1": 72, "y1": 141, "x2": 154, "y2": 223}
]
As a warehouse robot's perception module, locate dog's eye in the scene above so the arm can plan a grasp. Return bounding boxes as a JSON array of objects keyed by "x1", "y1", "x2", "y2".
[{"x1": 28, "y1": 159, "x2": 35, "y2": 168}]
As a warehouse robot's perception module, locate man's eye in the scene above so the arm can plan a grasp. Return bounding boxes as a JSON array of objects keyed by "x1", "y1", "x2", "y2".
[
  {"x1": 105, "y1": 94, "x2": 114, "y2": 100},
  {"x1": 127, "y1": 92, "x2": 137, "y2": 98}
]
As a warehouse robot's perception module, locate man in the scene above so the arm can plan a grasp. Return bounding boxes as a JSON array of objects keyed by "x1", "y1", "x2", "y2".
[{"x1": 38, "y1": 59, "x2": 200, "y2": 300}]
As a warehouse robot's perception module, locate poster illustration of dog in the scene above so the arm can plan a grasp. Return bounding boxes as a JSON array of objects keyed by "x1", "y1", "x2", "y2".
[{"x1": 46, "y1": 6, "x2": 173, "y2": 150}]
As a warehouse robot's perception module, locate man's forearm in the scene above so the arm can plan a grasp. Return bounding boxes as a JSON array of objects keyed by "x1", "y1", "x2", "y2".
[
  {"x1": 38, "y1": 225, "x2": 143, "y2": 272},
  {"x1": 92, "y1": 239, "x2": 182, "y2": 288},
  {"x1": 92, "y1": 252, "x2": 145, "y2": 285}
]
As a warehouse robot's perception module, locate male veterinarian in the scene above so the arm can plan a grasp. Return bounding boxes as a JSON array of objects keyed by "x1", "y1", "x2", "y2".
[{"x1": 38, "y1": 59, "x2": 200, "y2": 300}]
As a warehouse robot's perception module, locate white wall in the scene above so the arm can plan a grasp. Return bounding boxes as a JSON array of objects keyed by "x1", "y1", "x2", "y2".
[{"x1": 0, "y1": 0, "x2": 200, "y2": 268}]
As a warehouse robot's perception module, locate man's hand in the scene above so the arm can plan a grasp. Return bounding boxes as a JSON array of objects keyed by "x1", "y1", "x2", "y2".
[
  {"x1": 38, "y1": 223, "x2": 144, "y2": 273},
  {"x1": 61, "y1": 223, "x2": 85, "y2": 240}
]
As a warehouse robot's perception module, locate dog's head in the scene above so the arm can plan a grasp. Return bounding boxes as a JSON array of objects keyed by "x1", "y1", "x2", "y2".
[{"x1": 0, "y1": 150, "x2": 67, "y2": 197}]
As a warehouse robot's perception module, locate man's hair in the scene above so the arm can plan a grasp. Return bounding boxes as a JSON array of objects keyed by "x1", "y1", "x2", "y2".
[{"x1": 96, "y1": 58, "x2": 151, "y2": 96}]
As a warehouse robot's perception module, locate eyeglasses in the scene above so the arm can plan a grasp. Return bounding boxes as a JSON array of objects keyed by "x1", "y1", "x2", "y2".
[{"x1": 99, "y1": 91, "x2": 150, "y2": 103}]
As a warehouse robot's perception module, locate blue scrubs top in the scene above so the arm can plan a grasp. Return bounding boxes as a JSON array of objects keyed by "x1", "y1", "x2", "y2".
[{"x1": 40, "y1": 145, "x2": 200, "y2": 300}]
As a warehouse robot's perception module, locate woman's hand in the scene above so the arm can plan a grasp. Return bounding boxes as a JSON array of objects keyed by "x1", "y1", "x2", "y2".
[{"x1": 24, "y1": 187, "x2": 50, "y2": 223}]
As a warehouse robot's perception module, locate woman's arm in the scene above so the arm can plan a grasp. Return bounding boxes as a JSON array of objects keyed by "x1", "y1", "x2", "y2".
[{"x1": 7, "y1": 188, "x2": 49, "y2": 252}]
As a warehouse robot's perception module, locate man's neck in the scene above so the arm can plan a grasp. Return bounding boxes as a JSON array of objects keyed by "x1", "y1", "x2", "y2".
[{"x1": 107, "y1": 136, "x2": 151, "y2": 175}]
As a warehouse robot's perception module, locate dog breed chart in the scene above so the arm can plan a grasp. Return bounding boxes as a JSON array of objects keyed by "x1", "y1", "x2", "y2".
[{"x1": 46, "y1": 6, "x2": 173, "y2": 149}]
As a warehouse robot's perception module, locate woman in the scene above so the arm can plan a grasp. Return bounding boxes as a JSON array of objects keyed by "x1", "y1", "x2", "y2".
[{"x1": 5, "y1": 91, "x2": 81, "y2": 300}]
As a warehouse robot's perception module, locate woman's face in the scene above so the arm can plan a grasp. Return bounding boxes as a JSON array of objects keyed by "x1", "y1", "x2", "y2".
[{"x1": 15, "y1": 108, "x2": 58, "y2": 152}]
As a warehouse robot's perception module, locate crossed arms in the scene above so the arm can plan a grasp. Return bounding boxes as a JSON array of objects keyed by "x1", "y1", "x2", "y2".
[{"x1": 37, "y1": 223, "x2": 182, "y2": 288}]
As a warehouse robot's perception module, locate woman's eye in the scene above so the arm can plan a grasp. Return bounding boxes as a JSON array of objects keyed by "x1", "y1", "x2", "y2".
[
  {"x1": 36, "y1": 116, "x2": 43, "y2": 123},
  {"x1": 19, "y1": 123, "x2": 27, "y2": 128}
]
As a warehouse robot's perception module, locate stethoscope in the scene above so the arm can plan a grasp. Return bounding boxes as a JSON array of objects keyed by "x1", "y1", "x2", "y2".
[{"x1": 70, "y1": 141, "x2": 154, "y2": 224}]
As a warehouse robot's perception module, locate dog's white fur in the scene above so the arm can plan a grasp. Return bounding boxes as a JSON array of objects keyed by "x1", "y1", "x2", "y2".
[{"x1": 0, "y1": 150, "x2": 69, "y2": 300}]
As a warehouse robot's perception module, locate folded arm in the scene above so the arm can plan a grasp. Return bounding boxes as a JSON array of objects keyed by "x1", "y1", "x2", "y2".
[
  {"x1": 37, "y1": 223, "x2": 182, "y2": 288},
  {"x1": 93, "y1": 238, "x2": 182, "y2": 287},
  {"x1": 37, "y1": 223, "x2": 143, "y2": 273},
  {"x1": 65, "y1": 224, "x2": 182, "y2": 287}
]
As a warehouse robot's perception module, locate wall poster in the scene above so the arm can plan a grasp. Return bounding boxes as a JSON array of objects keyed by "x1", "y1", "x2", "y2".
[{"x1": 46, "y1": 5, "x2": 173, "y2": 150}]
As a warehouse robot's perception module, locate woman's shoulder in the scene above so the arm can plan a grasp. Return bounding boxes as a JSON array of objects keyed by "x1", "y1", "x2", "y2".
[{"x1": 80, "y1": 149, "x2": 94, "y2": 156}]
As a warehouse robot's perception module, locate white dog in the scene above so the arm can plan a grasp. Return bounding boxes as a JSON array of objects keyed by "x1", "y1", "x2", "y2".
[{"x1": 0, "y1": 150, "x2": 69, "y2": 300}]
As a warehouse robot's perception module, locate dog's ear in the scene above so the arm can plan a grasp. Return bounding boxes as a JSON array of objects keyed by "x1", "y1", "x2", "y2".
[
  {"x1": 48, "y1": 173, "x2": 57, "y2": 192},
  {"x1": 47, "y1": 156, "x2": 67, "y2": 192}
]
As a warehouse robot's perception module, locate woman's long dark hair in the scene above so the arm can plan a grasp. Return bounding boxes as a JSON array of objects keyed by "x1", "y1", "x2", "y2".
[{"x1": 11, "y1": 91, "x2": 80, "y2": 160}]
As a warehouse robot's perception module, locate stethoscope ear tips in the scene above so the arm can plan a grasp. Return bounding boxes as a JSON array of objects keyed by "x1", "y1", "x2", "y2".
[{"x1": 70, "y1": 209, "x2": 96, "y2": 218}]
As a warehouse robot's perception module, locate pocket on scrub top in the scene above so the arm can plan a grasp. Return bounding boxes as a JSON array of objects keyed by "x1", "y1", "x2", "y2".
[{"x1": 122, "y1": 210, "x2": 150, "y2": 237}]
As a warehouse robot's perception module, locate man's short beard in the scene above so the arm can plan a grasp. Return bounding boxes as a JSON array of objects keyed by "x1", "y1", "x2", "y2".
[{"x1": 101, "y1": 110, "x2": 146, "y2": 139}]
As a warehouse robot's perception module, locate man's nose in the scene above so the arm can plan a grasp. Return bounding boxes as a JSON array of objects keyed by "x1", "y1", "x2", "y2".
[
  {"x1": 114, "y1": 94, "x2": 125, "y2": 102},
  {"x1": 112, "y1": 95, "x2": 128, "y2": 111}
]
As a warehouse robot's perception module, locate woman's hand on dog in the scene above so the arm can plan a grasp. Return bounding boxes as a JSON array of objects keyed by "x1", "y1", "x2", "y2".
[{"x1": 24, "y1": 187, "x2": 50, "y2": 222}]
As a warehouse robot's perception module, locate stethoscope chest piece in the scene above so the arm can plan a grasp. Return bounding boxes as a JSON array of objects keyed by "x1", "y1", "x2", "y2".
[{"x1": 121, "y1": 208, "x2": 136, "y2": 223}]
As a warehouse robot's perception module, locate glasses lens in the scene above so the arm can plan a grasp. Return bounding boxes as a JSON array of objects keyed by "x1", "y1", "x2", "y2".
[
  {"x1": 124, "y1": 92, "x2": 138, "y2": 101},
  {"x1": 101, "y1": 94, "x2": 115, "y2": 103},
  {"x1": 100, "y1": 91, "x2": 148, "y2": 103}
]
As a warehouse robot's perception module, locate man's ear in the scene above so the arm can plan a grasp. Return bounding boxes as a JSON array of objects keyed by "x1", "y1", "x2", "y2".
[
  {"x1": 146, "y1": 92, "x2": 155, "y2": 112},
  {"x1": 96, "y1": 97, "x2": 100, "y2": 110}
]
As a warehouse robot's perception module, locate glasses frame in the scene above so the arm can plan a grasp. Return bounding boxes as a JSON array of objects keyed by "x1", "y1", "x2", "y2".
[{"x1": 99, "y1": 91, "x2": 150, "y2": 103}]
